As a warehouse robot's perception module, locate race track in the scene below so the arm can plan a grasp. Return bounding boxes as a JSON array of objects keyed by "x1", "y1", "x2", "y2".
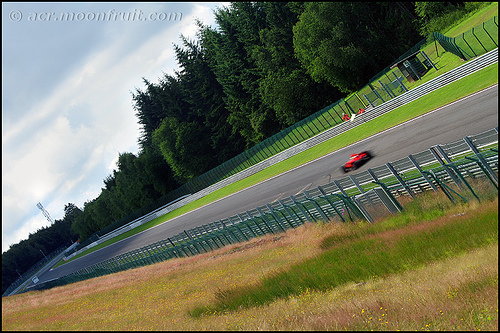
[{"x1": 34, "y1": 84, "x2": 498, "y2": 286}]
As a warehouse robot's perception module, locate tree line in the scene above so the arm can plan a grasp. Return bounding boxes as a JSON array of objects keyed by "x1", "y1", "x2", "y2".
[{"x1": 4, "y1": 2, "x2": 485, "y2": 295}]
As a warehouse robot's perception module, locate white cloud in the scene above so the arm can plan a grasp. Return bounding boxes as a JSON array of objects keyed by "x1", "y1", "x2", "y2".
[
  {"x1": 2, "y1": 2, "x2": 226, "y2": 253},
  {"x1": 9, "y1": 215, "x2": 48, "y2": 246}
]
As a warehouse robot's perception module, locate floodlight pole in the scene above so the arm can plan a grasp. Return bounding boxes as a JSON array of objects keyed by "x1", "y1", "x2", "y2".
[{"x1": 36, "y1": 202, "x2": 54, "y2": 224}]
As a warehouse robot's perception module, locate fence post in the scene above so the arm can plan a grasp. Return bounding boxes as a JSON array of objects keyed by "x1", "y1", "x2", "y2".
[
  {"x1": 246, "y1": 211, "x2": 267, "y2": 235},
  {"x1": 460, "y1": 32, "x2": 476, "y2": 58},
  {"x1": 367, "y1": 168, "x2": 380, "y2": 184},
  {"x1": 278, "y1": 199, "x2": 300, "y2": 227},
  {"x1": 317, "y1": 186, "x2": 346, "y2": 222},
  {"x1": 329, "y1": 105, "x2": 343, "y2": 123},
  {"x1": 425, "y1": 170, "x2": 469, "y2": 203},
  {"x1": 379, "y1": 80, "x2": 396, "y2": 99},
  {"x1": 290, "y1": 195, "x2": 314, "y2": 222},
  {"x1": 351, "y1": 196, "x2": 374, "y2": 223},
  {"x1": 227, "y1": 216, "x2": 246, "y2": 241},
  {"x1": 243, "y1": 221, "x2": 258, "y2": 238},
  {"x1": 368, "y1": 82, "x2": 385, "y2": 103},
  {"x1": 392, "y1": 72, "x2": 408, "y2": 92},
  {"x1": 422, "y1": 171, "x2": 456, "y2": 202},
  {"x1": 233, "y1": 222, "x2": 249, "y2": 241},
  {"x1": 304, "y1": 192, "x2": 329, "y2": 221},
  {"x1": 483, "y1": 21, "x2": 498, "y2": 47},
  {"x1": 238, "y1": 215, "x2": 257, "y2": 237},
  {"x1": 218, "y1": 220, "x2": 233, "y2": 245},
  {"x1": 463, "y1": 136, "x2": 498, "y2": 185},
  {"x1": 472, "y1": 27, "x2": 487, "y2": 53},
  {"x1": 372, "y1": 86, "x2": 385, "y2": 103},
  {"x1": 372, "y1": 181, "x2": 404, "y2": 212},
  {"x1": 465, "y1": 156, "x2": 498, "y2": 189},
  {"x1": 420, "y1": 50, "x2": 438, "y2": 71},
  {"x1": 348, "y1": 175, "x2": 376, "y2": 207},
  {"x1": 385, "y1": 162, "x2": 413, "y2": 197},
  {"x1": 445, "y1": 163, "x2": 481, "y2": 202},
  {"x1": 184, "y1": 230, "x2": 194, "y2": 241},
  {"x1": 453, "y1": 35, "x2": 469, "y2": 60},
  {"x1": 355, "y1": 92, "x2": 368, "y2": 108},
  {"x1": 329, "y1": 193, "x2": 365, "y2": 221},
  {"x1": 266, "y1": 204, "x2": 287, "y2": 232},
  {"x1": 222, "y1": 220, "x2": 240, "y2": 244},
  {"x1": 429, "y1": 146, "x2": 463, "y2": 187},
  {"x1": 177, "y1": 236, "x2": 195, "y2": 256},
  {"x1": 408, "y1": 154, "x2": 438, "y2": 191},
  {"x1": 256, "y1": 207, "x2": 277, "y2": 234},
  {"x1": 363, "y1": 94, "x2": 376, "y2": 108},
  {"x1": 332, "y1": 180, "x2": 348, "y2": 196},
  {"x1": 199, "y1": 236, "x2": 214, "y2": 252},
  {"x1": 344, "y1": 100, "x2": 355, "y2": 114},
  {"x1": 274, "y1": 208, "x2": 294, "y2": 229}
]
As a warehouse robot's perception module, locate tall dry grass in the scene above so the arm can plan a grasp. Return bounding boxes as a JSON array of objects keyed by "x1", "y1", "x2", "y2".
[{"x1": 2, "y1": 192, "x2": 498, "y2": 331}]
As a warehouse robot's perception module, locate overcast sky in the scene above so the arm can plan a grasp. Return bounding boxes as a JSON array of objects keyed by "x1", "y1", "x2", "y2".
[{"x1": 2, "y1": 2, "x2": 229, "y2": 253}]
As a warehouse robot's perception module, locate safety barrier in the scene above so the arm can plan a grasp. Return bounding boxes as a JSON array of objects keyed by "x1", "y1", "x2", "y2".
[{"x1": 24, "y1": 127, "x2": 497, "y2": 293}]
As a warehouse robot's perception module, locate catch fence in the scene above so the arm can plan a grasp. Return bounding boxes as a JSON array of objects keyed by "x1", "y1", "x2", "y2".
[
  {"x1": 25, "y1": 127, "x2": 498, "y2": 293},
  {"x1": 434, "y1": 15, "x2": 498, "y2": 61}
]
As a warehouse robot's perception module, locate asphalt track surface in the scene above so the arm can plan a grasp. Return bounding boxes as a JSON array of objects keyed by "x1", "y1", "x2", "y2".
[{"x1": 34, "y1": 85, "x2": 498, "y2": 286}]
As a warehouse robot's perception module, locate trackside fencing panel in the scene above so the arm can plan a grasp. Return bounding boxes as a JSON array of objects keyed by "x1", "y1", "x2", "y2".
[{"x1": 434, "y1": 16, "x2": 498, "y2": 61}]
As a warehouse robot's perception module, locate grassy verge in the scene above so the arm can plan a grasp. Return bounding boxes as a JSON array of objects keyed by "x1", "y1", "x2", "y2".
[
  {"x1": 444, "y1": 2, "x2": 498, "y2": 37},
  {"x1": 2, "y1": 186, "x2": 497, "y2": 330},
  {"x1": 189, "y1": 193, "x2": 498, "y2": 316}
]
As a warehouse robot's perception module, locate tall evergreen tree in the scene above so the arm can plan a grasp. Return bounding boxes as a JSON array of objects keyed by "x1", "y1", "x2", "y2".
[
  {"x1": 252, "y1": 2, "x2": 343, "y2": 126},
  {"x1": 2, "y1": 203, "x2": 79, "y2": 294},
  {"x1": 198, "y1": 2, "x2": 279, "y2": 147},
  {"x1": 293, "y1": 2, "x2": 423, "y2": 93}
]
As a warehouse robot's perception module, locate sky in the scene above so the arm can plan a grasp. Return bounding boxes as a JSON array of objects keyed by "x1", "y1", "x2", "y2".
[{"x1": 2, "y1": 2, "x2": 229, "y2": 253}]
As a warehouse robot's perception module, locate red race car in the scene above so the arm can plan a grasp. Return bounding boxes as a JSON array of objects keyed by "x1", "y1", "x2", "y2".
[{"x1": 342, "y1": 151, "x2": 373, "y2": 173}]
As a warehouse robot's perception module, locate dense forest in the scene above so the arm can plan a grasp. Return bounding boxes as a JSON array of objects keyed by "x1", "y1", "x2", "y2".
[{"x1": 3, "y1": 2, "x2": 486, "y2": 295}]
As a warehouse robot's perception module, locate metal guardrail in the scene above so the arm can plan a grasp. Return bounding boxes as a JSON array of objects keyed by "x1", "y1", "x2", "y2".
[
  {"x1": 62, "y1": 48, "x2": 498, "y2": 260},
  {"x1": 24, "y1": 127, "x2": 498, "y2": 294}
]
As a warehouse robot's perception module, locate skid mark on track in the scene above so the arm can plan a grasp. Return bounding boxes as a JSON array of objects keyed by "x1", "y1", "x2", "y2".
[
  {"x1": 296, "y1": 183, "x2": 313, "y2": 195},
  {"x1": 272, "y1": 193, "x2": 285, "y2": 202}
]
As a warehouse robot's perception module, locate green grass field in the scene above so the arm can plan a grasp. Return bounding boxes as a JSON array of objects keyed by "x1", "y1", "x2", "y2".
[{"x1": 3, "y1": 185, "x2": 497, "y2": 330}]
